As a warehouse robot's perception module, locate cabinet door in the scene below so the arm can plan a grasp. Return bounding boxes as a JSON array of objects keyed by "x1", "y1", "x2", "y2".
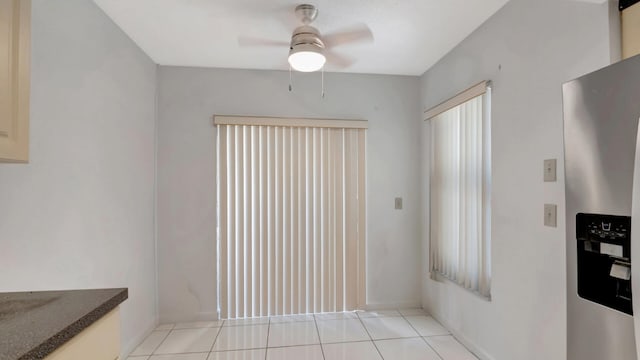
[
  {"x1": 622, "y1": 2, "x2": 640, "y2": 60},
  {"x1": 0, "y1": 0, "x2": 30, "y2": 163}
]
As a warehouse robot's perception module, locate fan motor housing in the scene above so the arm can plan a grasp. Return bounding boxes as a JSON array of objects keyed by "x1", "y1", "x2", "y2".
[{"x1": 290, "y1": 25, "x2": 324, "y2": 50}]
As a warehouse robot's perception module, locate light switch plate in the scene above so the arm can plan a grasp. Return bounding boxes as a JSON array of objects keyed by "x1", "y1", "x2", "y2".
[
  {"x1": 395, "y1": 197, "x2": 403, "y2": 210},
  {"x1": 544, "y1": 204, "x2": 557, "y2": 227},
  {"x1": 544, "y1": 159, "x2": 557, "y2": 182}
]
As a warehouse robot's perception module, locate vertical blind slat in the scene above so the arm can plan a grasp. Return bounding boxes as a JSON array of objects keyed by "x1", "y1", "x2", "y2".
[
  {"x1": 238, "y1": 126, "x2": 246, "y2": 318},
  {"x1": 260, "y1": 127, "x2": 268, "y2": 315},
  {"x1": 276, "y1": 127, "x2": 283, "y2": 315},
  {"x1": 244, "y1": 126, "x2": 251, "y2": 317},
  {"x1": 229, "y1": 126, "x2": 237, "y2": 318},
  {"x1": 313, "y1": 128, "x2": 321, "y2": 313},
  {"x1": 268, "y1": 127, "x2": 276, "y2": 315},
  {"x1": 251, "y1": 126, "x2": 259, "y2": 317},
  {"x1": 322, "y1": 128, "x2": 330, "y2": 312},
  {"x1": 283, "y1": 127, "x2": 291, "y2": 315},
  {"x1": 218, "y1": 126, "x2": 228, "y2": 317},
  {"x1": 333, "y1": 129, "x2": 340, "y2": 311},
  {"x1": 306, "y1": 128, "x2": 314, "y2": 313},
  {"x1": 299, "y1": 128, "x2": 307, "y2": 313},
  {"x1": 356, "y1": 130, "x2": 367, "y2": 307},
  {"x1": 291, "y1": 128, "x2": 299, "y2": 315},
  {"x1": 344, "y1": 129, "x2": 357, "y2": 310}
]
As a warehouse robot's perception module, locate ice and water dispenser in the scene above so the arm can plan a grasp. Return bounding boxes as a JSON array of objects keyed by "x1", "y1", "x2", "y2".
[{"x1": 576, "y1": 213, "x2": 632, "y2": 314}]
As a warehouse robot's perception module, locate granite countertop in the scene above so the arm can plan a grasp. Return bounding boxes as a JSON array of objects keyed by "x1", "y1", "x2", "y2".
[{"x1": 0, "y1": 288, "x2": 128, "y2": 360}]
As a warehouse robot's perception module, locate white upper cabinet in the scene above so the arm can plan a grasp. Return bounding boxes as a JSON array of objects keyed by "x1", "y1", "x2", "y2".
[
  {"x1": 622, "y1": 2, "x2": 640, "y2": 60},
  {"x1": 0, "y1": 0, "x2": 30, "y2": 163}
]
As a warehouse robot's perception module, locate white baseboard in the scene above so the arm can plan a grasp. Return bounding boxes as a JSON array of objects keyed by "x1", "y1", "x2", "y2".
[
  {"x1": 159, "y1": 311, "x2": 219, "y2": 323},
  {"x1": 428, "y1": 313, "x2": 497, "y2": 360},
  {"x1": 195, "y1": 311, "x2": 219, "y2": 321},
  {"x1": 364, "y1": 301, "x2": 422, "y2": 311}
]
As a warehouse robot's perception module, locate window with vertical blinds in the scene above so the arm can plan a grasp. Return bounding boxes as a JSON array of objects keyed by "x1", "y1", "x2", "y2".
[
  {"x1": 426, "y1": 82, "x2": 491, "y2": 298},
  {"x1": 215, "y1": 116, "x2": 367, "y2": 319}
]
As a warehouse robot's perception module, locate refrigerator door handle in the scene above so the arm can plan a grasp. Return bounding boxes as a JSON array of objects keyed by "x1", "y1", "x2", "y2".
[{"x1": 631, "y1": 118, "x2": 640, "y2": 356}]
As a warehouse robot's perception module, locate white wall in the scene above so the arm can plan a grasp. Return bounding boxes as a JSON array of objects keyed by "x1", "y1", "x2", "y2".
[
  {"x1": 0, "y1": 0, "x2": 157, "y2": 356},
  {"x1": 157, "y1": 67, "x2": 422, "y2": 322},
  {"x1": 419, "y1": 1, "x2": 616, "y2": 359}
]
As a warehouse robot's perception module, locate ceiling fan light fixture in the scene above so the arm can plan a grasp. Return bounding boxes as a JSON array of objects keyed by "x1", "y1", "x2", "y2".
[{"x1": 288, "y1": 44, "x2": 326, "y2": 72}]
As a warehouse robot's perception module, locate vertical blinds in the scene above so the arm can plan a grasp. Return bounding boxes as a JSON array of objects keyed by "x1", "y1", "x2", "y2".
[
  {"x1": 215, "y1": 117, "x2": 367, "y2": 318},
  {"x1": 428, "y1": 90, "x2": 491, "y2": 298}
]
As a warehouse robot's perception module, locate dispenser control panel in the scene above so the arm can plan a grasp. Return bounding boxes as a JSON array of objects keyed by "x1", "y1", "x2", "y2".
[
  {"x1": 576, "y1": 213, "x2": 630, "y2": 260},
  {"x1": 576, "y1": 213, "x2": 632, "y2": 315}
]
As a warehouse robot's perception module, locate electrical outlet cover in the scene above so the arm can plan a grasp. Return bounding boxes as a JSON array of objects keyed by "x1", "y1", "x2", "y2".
[
  {"x1": 544, "y1": 204, "x2": 557, "y2": 227},
  {"x1": 395, "y1": 197, "x2": 403, "y2": 210},
  {"x1": 544, "y1": 159, "x2": 557, "y2": 182}
]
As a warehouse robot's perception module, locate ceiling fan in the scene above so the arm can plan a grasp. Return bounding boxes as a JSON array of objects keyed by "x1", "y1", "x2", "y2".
[{"x1": 239, "y1": 4, "x2": 374, "y2": 73}]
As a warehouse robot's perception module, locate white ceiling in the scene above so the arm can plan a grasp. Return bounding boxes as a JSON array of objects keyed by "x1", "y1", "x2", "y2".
[{"x1": 93, "y1": 0, "x2": 511, "y2": 76}]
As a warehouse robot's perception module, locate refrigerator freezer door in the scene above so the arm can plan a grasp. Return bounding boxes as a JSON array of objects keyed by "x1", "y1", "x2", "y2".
[
  {"x1": 631, "y1": 121, "x2": 640, "y2": 357},
  {"x1": 564, "y1": 54, "x2": 640, "y2": 360}
]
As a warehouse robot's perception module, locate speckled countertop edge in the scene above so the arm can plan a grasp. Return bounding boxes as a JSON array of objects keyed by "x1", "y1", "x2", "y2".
[{"x1": 12, "y1": 289, "x2": 128, "y2": 360}]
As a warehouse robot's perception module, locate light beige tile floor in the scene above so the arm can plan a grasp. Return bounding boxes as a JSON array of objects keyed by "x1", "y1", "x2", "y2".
[{"x1": 127, "y1": 309, "x2": 479, "y2": 360}]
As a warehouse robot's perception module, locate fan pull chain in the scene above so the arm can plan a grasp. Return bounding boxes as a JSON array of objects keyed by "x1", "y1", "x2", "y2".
[
  {"x1": 289, "y1": 65, "x2": 293, "y2": 92},
  {"x1": 321, "y1": 66, "x2": 325, "y2": 99}
]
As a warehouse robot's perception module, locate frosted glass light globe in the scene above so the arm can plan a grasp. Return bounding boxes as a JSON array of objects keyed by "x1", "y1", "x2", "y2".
[{"x1": 288, "y1": 45, "x2": 326, "y2": 72}]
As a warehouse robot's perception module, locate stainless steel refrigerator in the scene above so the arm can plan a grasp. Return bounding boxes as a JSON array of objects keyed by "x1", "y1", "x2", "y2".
[{"x1": 564, "y1": 54, "x2": 640, "y2": 360}]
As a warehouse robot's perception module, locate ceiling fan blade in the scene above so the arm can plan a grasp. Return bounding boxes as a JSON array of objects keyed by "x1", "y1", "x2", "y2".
[
  {"x1": 238, "y1": 36, "x2": 290, "y2": 47},
  {"x1": 325, "y1": 50, "x2": 355, "y2": 69},
  {"x1": 323, "y1": 24, "x2": 374, "y2": 48}
]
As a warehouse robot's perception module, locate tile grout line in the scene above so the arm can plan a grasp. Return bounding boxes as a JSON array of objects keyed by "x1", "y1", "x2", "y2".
[
  {"x1": 400, "y1": 312, "x2": 445, "y2": 360},
  {"x1": 207, "y1": 320, "x2": 225, "y2": 355},
  {"x1": 223, "y1": 319, "x2": 271, "y2": 327},
  {"x1": 313, "y1": 313, "x2": 327, "y2": 360},
  {"x1": 425, "y1": 334, "x2": 458, "y2": 338},
  {"x1": 356, "y1": 311, "x2": 385, "y2": 360},
  {"x1": 264, "y1": 339, "x2": 379, "y2": 348},
  {"x1": 420, "y1": 337, "x2": 448, "y2": 360},
  {"x1": 322, "y1": 336, "x2": 421, "y2": 344},
  {"x1": 403, "y1": 312, "x2": 480, "y2": 360},
  {"x1": 147, "y1": 325, "x2": 225, "y2": 358},
  {"x1": 209, "y1": 319, "x2": 327, "y2": 355},
  {"x1": 148, "y1": 326, "x2": 173, "y2": 357},
  {"x1": 264, "y1": 316, "x2": 271, "y2": 360},
  {"x1": 265, "y1": 317, "x2": 323, "y2": 347}
]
